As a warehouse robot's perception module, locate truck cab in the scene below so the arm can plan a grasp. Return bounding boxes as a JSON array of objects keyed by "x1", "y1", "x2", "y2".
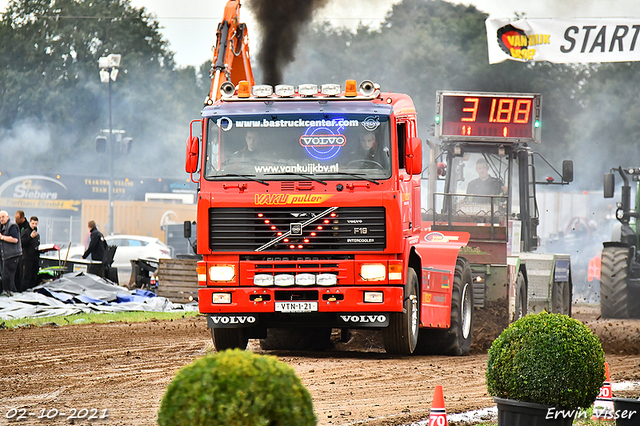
[{"x1": 187, "y1": 81, "x2": 451, "y2": 355}]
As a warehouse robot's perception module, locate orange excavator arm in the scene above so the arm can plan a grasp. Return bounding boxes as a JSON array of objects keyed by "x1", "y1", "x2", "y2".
[{"x1": 206, "y1": 0, "x2": 255, "y2": 104}]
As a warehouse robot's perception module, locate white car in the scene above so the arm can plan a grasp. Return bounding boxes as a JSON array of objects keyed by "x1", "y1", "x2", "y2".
[{"x1": 57, "y1": 235, "x2": 173, "y2": 284}]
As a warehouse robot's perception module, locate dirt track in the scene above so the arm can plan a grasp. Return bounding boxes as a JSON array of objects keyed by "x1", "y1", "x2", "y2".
[{"x1": 1, "y1": 305, "x2": 639, "y2": 426}]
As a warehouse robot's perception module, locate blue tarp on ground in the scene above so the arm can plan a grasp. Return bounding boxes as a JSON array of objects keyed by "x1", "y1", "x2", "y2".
[{"x1": 0, "y1": 272, "x2": 197, "y2": 321}]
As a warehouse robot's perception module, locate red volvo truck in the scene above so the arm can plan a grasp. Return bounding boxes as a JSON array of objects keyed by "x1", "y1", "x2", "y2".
[{"x1": 184, "y1": 1, "x2": 573, "y2": 355}]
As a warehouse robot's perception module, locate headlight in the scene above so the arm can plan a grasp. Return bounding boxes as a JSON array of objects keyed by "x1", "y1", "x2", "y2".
[
  {"x1": 212, "y1": 293, "x2": 231, "y2": 304},
  {"x1": 274, "y1": 274, "x2": 295, "y2": 286},
  {"x1": 360, "y1": 264, "x2": 385, "y2": 281},
  {"x1": 295, "y1": 273, "x2": 316, "y2": 286},
  {"x1": 254, "y1": 274, "x2": 274, "y2": 286},
  {"x1": 316, "y1": 274, "x2": 337, "y2": 286},
  {"x1": 364, "y1": 291, "x2": 384, "y2": 303},
  {"x1": 209, "y1": 265, "x2": 235, "y2": 282}
]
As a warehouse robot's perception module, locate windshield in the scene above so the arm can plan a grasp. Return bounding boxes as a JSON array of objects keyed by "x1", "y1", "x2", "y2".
[
  {"x1": 204, "y1": 114, "x2": 391, "y2": 180},
  {"x1": 430, "y1": 152, "x2": 510, "y2": 226}
]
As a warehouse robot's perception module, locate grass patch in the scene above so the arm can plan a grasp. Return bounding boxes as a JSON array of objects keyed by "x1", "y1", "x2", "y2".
[{"x1": 2, "y1": 310, "x2": 201, "y2": 329}]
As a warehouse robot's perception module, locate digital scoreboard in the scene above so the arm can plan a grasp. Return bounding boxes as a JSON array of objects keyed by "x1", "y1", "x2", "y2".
[{"x1": 435, "y1": 91, "x2": 541, "y2": 143}]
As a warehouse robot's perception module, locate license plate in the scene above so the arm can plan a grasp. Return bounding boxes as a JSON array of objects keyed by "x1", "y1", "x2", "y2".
[{"x1": 274, "y1": 301, "x2": 318, "y2": 313}]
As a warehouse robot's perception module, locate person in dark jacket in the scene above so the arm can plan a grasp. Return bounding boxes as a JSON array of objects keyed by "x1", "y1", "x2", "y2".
[
  {"x1": 82, "y1": 220, "x2": 106, "y2": 262},
  {"x1": 14, "y1": 210, "x2": 28, "y2": 290},
  {"x1": 21, "y1": 216, "x2": 40, "y2": 291},
  {"x1": 0, "y1": 210, "x2": 23, "y2": 295}
]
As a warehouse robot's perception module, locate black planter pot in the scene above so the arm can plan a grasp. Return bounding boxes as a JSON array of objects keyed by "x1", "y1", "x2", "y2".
[
  {"x1": 612, "y1": 397, "x2": 640, "y2": 426},
  {"x1": 495, "y1": 397, "x2": 574, "y2": 426}
]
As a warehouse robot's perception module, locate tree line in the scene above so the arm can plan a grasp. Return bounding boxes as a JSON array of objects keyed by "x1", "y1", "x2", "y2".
[{"x1": 1, "y1": 0, "x2": 638, "y2": 186}]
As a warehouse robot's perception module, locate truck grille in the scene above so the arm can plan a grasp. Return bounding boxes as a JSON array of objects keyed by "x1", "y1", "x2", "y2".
[{"x1": 209, "y1": 207, "x2": 386, "y2": 252}]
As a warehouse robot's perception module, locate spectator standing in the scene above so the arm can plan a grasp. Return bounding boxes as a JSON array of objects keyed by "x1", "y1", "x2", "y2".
[
  {"x1": 0, "y1": 210, "x2": 23, "y2": 295},
  {"x1": 21, "y1": 216, "x2": 40, "y2": 291},
  {"x1": 82, "y1": 220, "x2": 106, "y2": 262},
  {"x1": 14, "y1": 210, "x2": 28, "y2": 288}
]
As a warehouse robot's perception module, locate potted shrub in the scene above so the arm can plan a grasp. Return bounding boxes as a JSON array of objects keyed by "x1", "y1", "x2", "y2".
[
  {"x1": 612, "y1": 396, "x2": 640, "y2": 426},
  {"x1": 486, "y1": 311, "x2": 605, "y2": 425},
  {"x1": 157, "y1": 348, "x2": 316, "y2": 426}
]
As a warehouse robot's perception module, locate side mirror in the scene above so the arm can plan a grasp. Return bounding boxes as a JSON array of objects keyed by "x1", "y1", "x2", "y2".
[
  {"x1": 183, "y1": 220, "x2": 192, "y2": 239},
  {"x1": 562, "y1": 160, "x2": 573, "y2": 183},
  {"x1": 405, "y1": 137, "x2": 422, "y2": 176},
  {"x1": 185, "y1": 136, "x2": 200, "y2": 173},
  {"x1": 604, "y1": 173, "x2": 615, "y2": 198}
]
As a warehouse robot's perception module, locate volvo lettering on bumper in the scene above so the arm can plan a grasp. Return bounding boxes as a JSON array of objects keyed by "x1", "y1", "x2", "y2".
[
  {"x1": 207, "y1": 314, "x2": 257, "y2": 328},
  {"x1": 339, "y1": 314, "x2": 389, "y2": 327}
]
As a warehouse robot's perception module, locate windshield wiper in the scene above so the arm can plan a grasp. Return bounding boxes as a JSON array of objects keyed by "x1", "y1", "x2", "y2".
[
  {"x1": 263, "y1": 172, "x2": 327, "y2": 185},
  {"x1": 213, "y1": 173, "x2": 269, "y2": 186},
  {"x1": 316, "y1": 172, "x2": 380, "y2": 185}
]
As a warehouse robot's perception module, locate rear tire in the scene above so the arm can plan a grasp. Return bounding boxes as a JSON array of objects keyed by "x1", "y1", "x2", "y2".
[
  {"x1": 417, "y1": 260, "x2": 473, "y2": 356},
  {"x1": 383, "y1": 267, "x2": 419, "y2": 355},
  {"x1": 211, "y1": 328, "x2": 249, "y2": 351},
  {"x1": 600, "y1": 246, "x2": 630, "y2": 319},
  {"x1": 513, "y1": 272, "x2": 527, "y2": 321}
]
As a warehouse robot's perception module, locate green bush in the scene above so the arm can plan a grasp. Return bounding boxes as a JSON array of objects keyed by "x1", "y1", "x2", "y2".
[
  {"x1": 157, "y1": 349, "x2": 316, "y2": 426},
  {"x1": 486, "y1": 311, "x2": 605, "y2": 410}
]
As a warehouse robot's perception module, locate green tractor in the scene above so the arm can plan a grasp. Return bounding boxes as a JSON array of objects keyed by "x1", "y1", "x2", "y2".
[{"x1": 601, "y1": 167, "x2": 640, "y2": 318}]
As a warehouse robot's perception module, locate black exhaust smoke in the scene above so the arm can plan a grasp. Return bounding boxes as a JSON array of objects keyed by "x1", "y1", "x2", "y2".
[{"x1": 247, "y1": 0, "x2": 328, "y2": 86}]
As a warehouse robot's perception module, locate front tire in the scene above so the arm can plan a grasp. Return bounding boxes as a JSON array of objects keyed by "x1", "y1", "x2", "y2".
[
  {"x1": 383, "y1": 267, "x2": 419, "y2": 355},
  {"x1": 600, "y1": 246, "x2": 630, "y2": 319},
  {"x1": 211, "y1": 328, "x2": 248, "y2": 351}
]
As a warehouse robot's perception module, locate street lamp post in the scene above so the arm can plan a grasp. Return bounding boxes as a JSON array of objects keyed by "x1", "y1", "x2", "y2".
[{"x1": 98, "y1": 54, "x2": 121, "y2": 235}]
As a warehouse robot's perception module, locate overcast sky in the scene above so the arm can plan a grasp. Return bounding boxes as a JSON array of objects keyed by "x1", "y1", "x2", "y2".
[{"x1": 3, "y1": 0, "x2": 640, "y2": 67}]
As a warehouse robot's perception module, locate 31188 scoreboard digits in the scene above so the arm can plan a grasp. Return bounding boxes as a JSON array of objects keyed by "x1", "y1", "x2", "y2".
[{"x1": 435, "y1": 91, "x2": 541, "y2": 143}]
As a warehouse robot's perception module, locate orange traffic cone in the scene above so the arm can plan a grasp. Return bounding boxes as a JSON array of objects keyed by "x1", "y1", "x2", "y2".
[
  {"x1": 592, "y1": 362, "x2": 614, "y2": 421},
  {"x1": 429, "y1": 385, "x2": 448, "y2": 426}
]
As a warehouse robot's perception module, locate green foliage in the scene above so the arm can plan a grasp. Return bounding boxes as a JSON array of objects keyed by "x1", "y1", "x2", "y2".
[
  {"x1": 157, "y1": 349, "x2": 316, "y2": 426},
  {"x1": 0, "y1": 0, "x2": 202, "y2": 178},
  {"x1": 486, "y1": 312, "x2": 605, "y2": 410}
]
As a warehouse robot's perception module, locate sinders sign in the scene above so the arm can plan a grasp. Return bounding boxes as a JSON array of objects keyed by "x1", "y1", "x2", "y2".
[{"x1": 0, "y1": 174, "x2": 196, "y2": 211}]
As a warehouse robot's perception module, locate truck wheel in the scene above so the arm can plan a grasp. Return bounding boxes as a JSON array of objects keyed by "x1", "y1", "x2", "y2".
[
  {"x1": 600, "y1": 246, "x2": 630, "y2": 319},
  {"x1": 211, "y1": 328, "x2": 248, "y2": 351},
  {"x1": 416, "y1": 261, "x2": 473, "y2": 356},
  {"x1": 259, "y1": 327, "x2": 333, "y2": 351},
  {"x1": 514, "y1": 272, "x2": 527, "y2": 321},
  {"x1": 383, "y1": 267, "x2": 419, "y2": 355}
]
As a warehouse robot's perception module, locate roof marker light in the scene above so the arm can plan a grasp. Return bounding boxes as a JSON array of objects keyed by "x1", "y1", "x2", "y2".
[
  {"x1": 252, "y1": 85, "x2": 273, "y2": 97},
  {"x1": 275, "y1": 84, "x2": 295, "y2": 97},
  {"x1": 321, "y1": 83, "x2": 341, "y2": 96},
  {"x1": 298, "y1": 84, "x2": 319, "y2": 96}
]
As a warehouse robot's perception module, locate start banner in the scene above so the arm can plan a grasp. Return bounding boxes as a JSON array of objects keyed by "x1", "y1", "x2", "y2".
[{"x1": 486, "y1": 18, "x2": 640, "y2": 64}]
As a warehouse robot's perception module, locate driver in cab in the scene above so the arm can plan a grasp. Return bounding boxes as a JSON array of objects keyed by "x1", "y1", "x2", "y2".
[
  {"x1": 466, "y1": 158, "x2": 507, "y2": 196},
  {"x1": 234, "y1": 130, "x2": 263, "y2": 159},
  {"x1": 347, "y1": 132, "x2": 388, "y2": 168}
]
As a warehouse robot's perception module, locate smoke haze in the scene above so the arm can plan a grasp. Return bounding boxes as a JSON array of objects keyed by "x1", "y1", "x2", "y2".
[{"x1": 247, "y1": 0, "x2": 329, "y2": 85}]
